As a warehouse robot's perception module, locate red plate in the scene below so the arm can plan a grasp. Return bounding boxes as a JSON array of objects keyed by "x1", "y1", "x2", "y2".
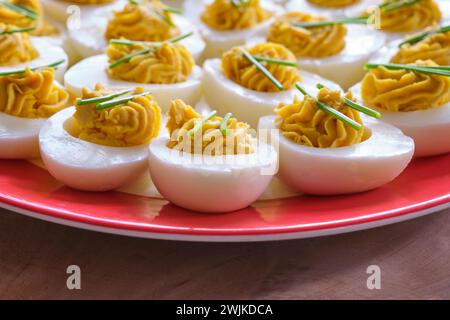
[{"x1": 0, "y1": 155, "x2": 449, "y2": 242}]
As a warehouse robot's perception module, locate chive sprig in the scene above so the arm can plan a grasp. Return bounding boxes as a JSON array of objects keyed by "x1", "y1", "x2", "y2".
[
  {"x1": 240, "y1": 48, "x2": 284, "y2": 91},
  {"x1": 189, "y1": 110, "x2": 217, "y2": 136},
  {"x1": 316, "y1": 83, "x2": 380, "y2": 119},
  {"x1": 0, "y1": 1, "x2": 38, "y2": 20},
  {"x1": 398, "y1": 25, "x2": 450, "y2": 47},
  {"x1": 95, "y1": 91, "x2": 152, "y2": 110},
  {"x1": 0, "y1": 26, "x2": 35, "y2": 36},
  {"x1": 108, "y1": 32, "x2": 194, "y2": 69},
  {"x1": 76, "y1": 89, "x2": 133, "y2": 106},
  {"x1": 295, "y1": 84, "x2": 362, "y2": 131},
  {"x1": 292, "y1": 16, "x2": 368, "y2": 29},
  {"x1": 381, "y1": 0, "x2": 421, "y2": 12},
  {"x1": 365, "y1": 63, "x2": 450, "y2": 77},
  {"x1": 220, "y1": 113, "x2": 232, "y2": 136},
  {"x1": 0, "y1": 59, "x2": 65, "y2": 76}
]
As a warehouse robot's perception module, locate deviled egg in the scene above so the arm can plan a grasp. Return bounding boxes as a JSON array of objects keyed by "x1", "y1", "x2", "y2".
[
  {"x1": 259, "y1": 85, "x2": 414, "y2": 195},
  {"x1": 261, "y1": 11, "x2": 386, "y2": 89},
  {"x1": 67, "y1": 0, "x2": 205, "y2": 61},
  {"x1": 64, "y1": 38, "x2": 202, "y2": 110},
  {"x1": 366, "y1": 0, "x2": 442, "y2": 40},
  {"x1": 203, "y1": 42, "x2": 341, "y2": 127},
  {"x1": 39, "y1": 85, "x2": 162, "y2": 191},
  {"x1": 370, "y1": 24, "x2": 450, "y2": 66},
  {"x1": 351, "y1": 60, "x2": 450, "y2": 157},
  {"x1": 148, "y1": 99, "x2": 278, "y2": 212},
  {"x1": 0, "y1": 64, "x2": 71, "y2": 159},
  {"x1": 0, "y1": 23, "x2": 68, "y2": 82},
  {"x1": 194, "y1": 0, "x2": 283, "y2": 58},
  {"x1": 286, "y1": 0, "x2": 379, "y2": 19}
]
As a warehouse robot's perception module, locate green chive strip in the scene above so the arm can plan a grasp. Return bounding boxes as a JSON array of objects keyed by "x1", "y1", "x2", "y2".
[
  {"x1": 252, "y1": 56, "x2": 298, "y2": 67},
  {"x1": 240, "y1": 48, "x2": 284, "y2": 91},
  {"x1": 295, "y1": 84, "x2": 362, "y2": 131},
  {"x1": 292, "y1": 17, "x2": 368, "y2": 29},
  {"x1": 365, "y1": 63, "x2": 450, "y2": 77},
  {"x1": 109, "y1": 48, "x2": 152, "y2": 69},
  {"x1": 0, "y1": 26, "x2": 35, "y2": 36},
  {"x1": 110, "y1": 31, "x2": 193, "y2": 47},
  {"x1": 76, "y1": 89, "x2": 133, "y2": 106},
  {"x1": 220, "y1": 113, "x2": 232, "y2": 136},
  {"x1": 0, "y1": 1, "x2": 38, "y2": 20},
  {"x1": 0, "y1": 59, "x2": 65, "y2": 76},
  {"x1": 382, "y1": 0, "x2": 421, "y2": 12},
  {"x1": 96, "y1": 91, "x2": 152, "y2": 110},
  {"x1": 316, "y1": 83, "x2": 381, "y2": 119},
  {"x1": 399, "y1": 25, "x2": 450, "y2": 47},
  {"x1": 163, "y1": 6, "x2": 183, "y2": 15},
  {"x1": 189, "y1": 111, "x2": 217, "y2": 136}
]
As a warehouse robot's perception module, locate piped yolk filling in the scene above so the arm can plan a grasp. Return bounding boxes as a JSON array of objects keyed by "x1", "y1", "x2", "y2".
[
  {"x1": 276, "y1": 88, "x2": 369, "y2": 148},
  {"x1": 367, "y1": 0, "x2": 441, "y2": 33},
  {"x1": 166, "y1": 99, "x2": 254, "y2": 155},
  {"x1": 106, "y1": 41, "x2": 194, "y2": 84},
  {"x1": 71, "y1": 84, "x2": 162, "y2": 147},
  {"x1": 361, "y1": 60, "x2": 450, "y2": 112},
  {"x1": 201, "y1": 0, "x2": 271, "y2": 31},
  {"x1": 0, "y1": 67, "x2": 70, "y2": 118},
  {"x1": 105, "y1": 0, "x2": 180, "y2": 42},
  {"x1": 267, "y1": 12, "x2": 347, "y2": 58},
  {"x1": 307, "y1": 0, "x2": 360, "y2": 7},
  {"x1": 221, "y1": 42, "x2": 300, "y2": 92},
  {"x1": 392, "y1": 30, "x2": 450, "y2": 65},
  {"x1": 0, "y1": 23, "x2": 39, "y2": 66},
  {"x1": 0, "y1": 0, "x2": 59, "y2": 36}
]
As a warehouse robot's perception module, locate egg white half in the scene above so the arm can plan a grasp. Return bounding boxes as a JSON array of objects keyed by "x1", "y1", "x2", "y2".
[
  {"x1": 67, "y1": 12, "x2": 205, "y2": 61},
  {"x1": 39, "y1": 106, "x2": 151, "y2": 191},
  {"x1": 259, "y1": 114, "x2": 414, "y2": 195},
  {"x1": 438, "y1": 0, "x2": 450, "y2": 21},
  {"x1": 286, "y1": 0, "x2": 379, "y2": 19},
  {"x1": 148, "y1": 136, "x2": 278, "y2": 212},
  {"x1": 0, "y1": 37, "x2": 68, "y2": 83},
  {"x1": 0, "y1": 112, "x2": 46, "y2": 159},
  {"x1": 64, "y1": 54, "x2": 202, "y2": 111},
  {"x1": 351, "y1": 82, "x2": 450, "y2": 157},
  {"x1": 202, "y1": 58, "x2": 341, "y2": 127}
]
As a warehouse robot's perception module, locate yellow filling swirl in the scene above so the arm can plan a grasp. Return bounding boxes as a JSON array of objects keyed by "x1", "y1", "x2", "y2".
[
  {"x1": 106, "y1": 42, "x2": 194, "y2": 84},
  {"x1": 0, "y1": 23, "x2": 39, "y2": 65},
  {"x1": 222, "y1": 43, "x2": 300, "y2": 92},
  {"x1": 361, "y1": 60, "x2": 450, "y2": 112},
  {"x1": 308, "y1": 0, "x2": 360, "y2": 7},
  {"x1": 72, "y1": 85, "x2": 162, "y2": 147},
  {"x1": 201, "y1": 0, "x2": 270, "y2": 31},
  {"x1": 0, "y1": 0, "x2": 58, "y2": 36},
  {"x1": 105, "y1": 1, "x2": 180, "y2": 42},
  {"x1": 276, "y1": 88, "x2": 366, "y2": 148},
  {"x1": 167, "y1": 99, "x2": 254, "y2": 155},
  {"x1": 371, "y1": 0, "x2": 441, "y2": 33},
  {"x1": 392, "y1": 30, "x2": 450, "y2": 65},
  {"x1": 267, "y1": 12, "x2": 347, "y2": 58},
  {"x1": 0, "y1": 67, "x2": 70, "y2": 118}
]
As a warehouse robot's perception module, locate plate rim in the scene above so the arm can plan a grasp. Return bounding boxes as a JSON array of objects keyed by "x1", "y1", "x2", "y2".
[{"x1": 1, "y1": 201, "x2": 448, "y2": 242}]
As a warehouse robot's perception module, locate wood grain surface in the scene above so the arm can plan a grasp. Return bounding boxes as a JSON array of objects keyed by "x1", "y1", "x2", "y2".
[{"x1": 0, "y1": 207, "x2": 449, "y2": 300}]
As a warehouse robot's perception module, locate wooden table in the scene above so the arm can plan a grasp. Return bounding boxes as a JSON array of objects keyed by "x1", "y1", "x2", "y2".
[{"x1": 0, "y1": 207, "x2": 449, "y2": 299}]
